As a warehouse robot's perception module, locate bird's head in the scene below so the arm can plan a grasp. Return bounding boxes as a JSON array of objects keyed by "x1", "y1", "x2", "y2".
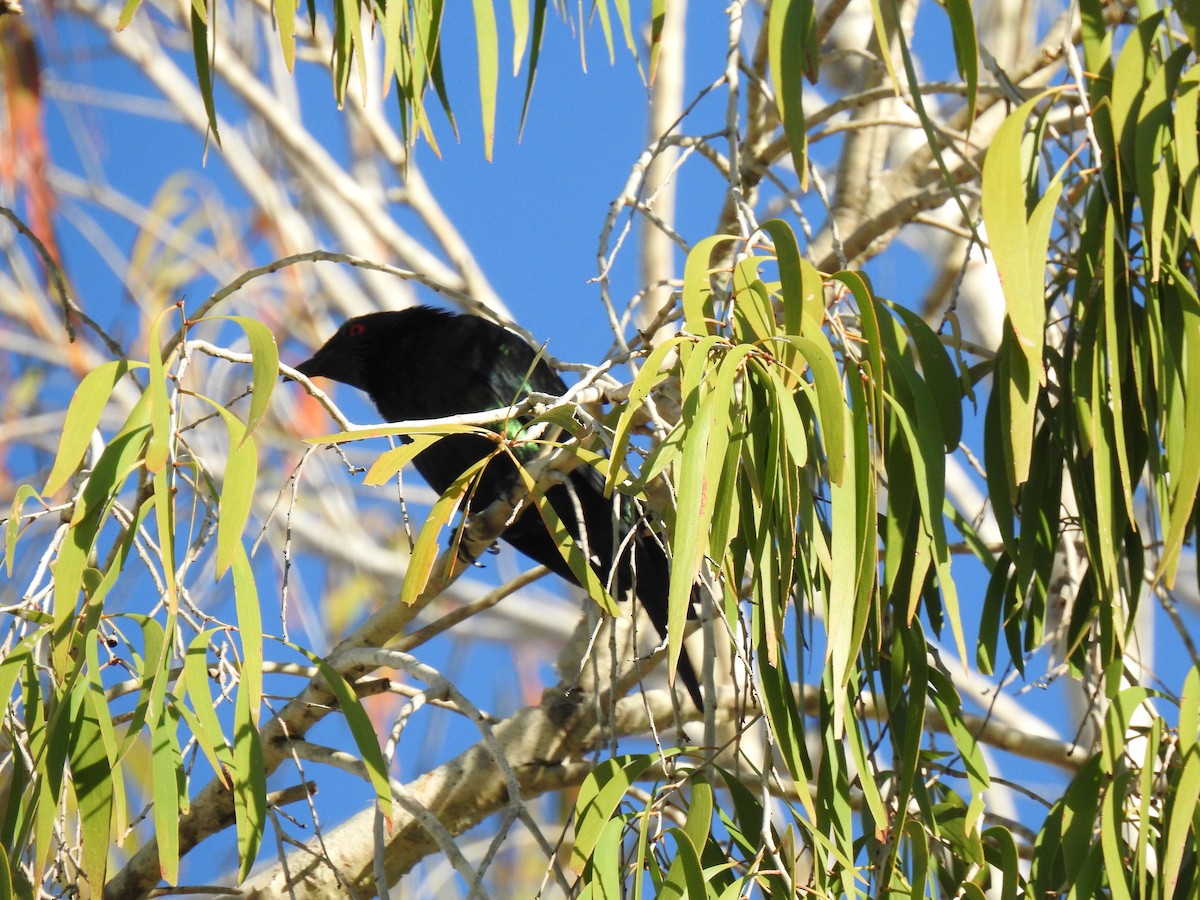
[{"x1": 293, "y1": 311, "x2": 411, "y2": 392}]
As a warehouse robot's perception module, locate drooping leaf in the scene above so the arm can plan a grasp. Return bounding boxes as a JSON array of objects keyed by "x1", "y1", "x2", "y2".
[
  {"x1": 43, "y1": 359, "x2": 147, "y2": 496},
  {"x1": 767, "y1": 0, "x2": 817, "y2": 189}
]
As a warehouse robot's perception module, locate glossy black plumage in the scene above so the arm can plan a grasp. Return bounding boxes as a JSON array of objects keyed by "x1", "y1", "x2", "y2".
[{"x1": 295, "y1": 307, "x2": 703, "y2": 709}]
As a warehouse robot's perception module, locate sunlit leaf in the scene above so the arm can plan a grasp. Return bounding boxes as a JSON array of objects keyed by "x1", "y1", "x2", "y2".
[
  {"x1": 402, "y1": 452, "x2": 492, "y2": 605},
  {"x1": 274, "y1": 0, "x2": 296, "y2": 71},
  {"x1": 767, "y1": 0, "x2": 817, "y2": 190},
  {"x1": 472, "y1": 0, "x2": 499, "y2": 160},
  {"x1": 516, "y1": 456, "x2": 620, "y2": 616},
  {"x1": 151, "y1": 706, "x2": 183, "y2": 884},
  {"x1": 5, "y1": 484, "x2": 40, "y2": 577},
  {"x1": 189, "y1": 6, "x2": 221, "y2": 146},
  {"x1": 661, "y1": 827, "x2": 707, "y2": 899},
  {"x1": 69, "y1": 688, "x2": 114, "y2": 894},
  {"x1": 572, "y1": 753, "x2": 675, "y2": 873},
  {"x1": 607, "y1": 335, "x2": 688, "y2": 497},
  {"x1": 44, "y1": 359, "x2": 147, "y2": 496},
  {"x1": 285, "y1": 641, "x2": 395, "y2": 822},
  {"x1": 186, "y1": 396, "x2": 259, "y2": 580},
  {"x1": 981, "y1": 91, "x2": 1061, "y2": 486},
  {"x1": 182, "y1": 631, "x2": 235, "y2": 785}
]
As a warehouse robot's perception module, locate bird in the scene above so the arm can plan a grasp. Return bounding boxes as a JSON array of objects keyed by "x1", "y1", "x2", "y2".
[{"x1": 294, "y1": 306, "x2": 704, "y2": 709}]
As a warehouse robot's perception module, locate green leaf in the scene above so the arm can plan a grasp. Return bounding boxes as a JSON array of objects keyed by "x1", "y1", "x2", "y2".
[
  {"x1": 44, "y1": 359, "x2": 147, "y2": 496},
  {"x1": 0, "y1": 845, "x2": 11, "y2": 900},
  {"x1": 115, "y1": 0, "x2": 145, "y2": 29},
  {"x1": 981, "y1": 91, "x2": 1061, "y2": 486},
  {"x1": 767, "y1": 0, "x2": 817, "y2": 190},
  {"x1": 187, "y1": 395, "x2": 259, "y2": 580},
  {"x1": 589, "y1": 816, "x2": 625, "y2": 897},
  {"x1": 825, "y1": 401, "x2": 861, "y2": 726},
  {"x1": 1135, "y1": 45, "x2": 1188, "y2": 283},
  {"x1": 1181, "y1": 665, "x2": 1200, "y2": 752},
  {"x1": 928, "y1": 666, "x2": 989, "y2": 830},
  {"x1": 572, "y1": 753, "x2": 669, "y2": 872},
  {"x1": 274, "y1": 0, "x2": 296, "y2": 71},
  {"x1": 182, "y1": 631, "x2": 235, "y2": 785},
  {"x1": 230, "y1": 544, "x2": 263, "y2": 721},
  {"x1": 668, "y1": 345, "x2": 750, "y2": 681},
  {"x1": 1162, "y1": 746, "x2": 1200, "y2": 895},
  {"x1": 152, "y1": 456, "x2": 178, "y2": 606},
  {"x1": 1176, "y1": 70, "x2": 1200, "y2": 240},
  {"x1": 774, "y1": 333, "x2": 845, "y2": 484},
  {"x1": 607, "y1": 335, "x2": 688, "y2": 496},
  {"x1": 381, "y1": 0, "x2": 403, "y2": 97},
  {"x1": 285, "y1": 641, "x2": 395, "y2": 822},
  {"x1": 757, "y1": 218, "x2": 806, "y2": 337},
  {"x1": 510, "y1": 0, "x2": 529, "y2": 75},
  {"x1": 646, "y1": 0, "x2": 667, "y2": 81},
  {"x1": 516, "y1": 457, "x2": 620, "y2": 616},
  {"x1": 364, "y1": 434, "x2": 445, "y2": 486},
  {"x1": 842, "y1": 699, "x2": 887, "y2": 840},
  {"x1": 881, "y1": 300, "x2": 963, "y2": 450},
  {"x1": 888, "y1": 0, "x2": 980, "y2": 242},
  {"x1": 758, "y1": 652, "x2": 815, "y2": 818},
  {"x1": 879, "y1": 368, "x2": 965, "y2": 661},
  {"x1": 1110, "y1": 12, "x2": 1161, "y2": 168},
  {"x1": 681, "y1": 777, "x2": 713, "y2": 857},
  {"x1": 207, "y1": 316, "x2": 279, "y2": 442},
  {"x1": 232, "y1": 655, "x2": 267, "y2": 880},
  {"x1": 146, "y1": 307, "x2": 174, "y2": 474},
  {"x1": 471, "y1": 0, "x2": 499, "y2": 160},
  {"x1": 151, "y1": 706, "x2": 183, "y2": 884},
  {"x1": 68, "y1": 690, "x2": 113, "y2": 895},
  {"x1": 662, "y1": 827, "x2": 708, "y2": 899},
  {"x1": 611, "y1": 0, "x2": 642, "y2": 73},
  {"x1": 53, "y1": 420, "x2": 150, "y2": 672},
  {"x1": 518, "y1": 0, "x2": 548, "y2": 134},
  {"x1": 982, "y1": 826, "x2": 1021, "y2": 900},
  {"x1": 682, "y1": 235, "x2": 739, "y2": 335},
  {"x1": 1156, "y1": 265, "x2": 1200, "y2": 587},
  {"x1": 115, "y1": 614, "x2": 171, "y2": 761},
  {"x1": 5, "y1": 484, "x2": 39, "y2": 577},
  {"x1": 402, "y1": 453, "x2": 492, "y2": 605},
  {"x1": 766, "y1": 367, "x2": 808, "y2": 469},
  {"x1": 190, "y1": 6, "x2": 221, "y2": 146},
  {"x1": 309, "y1": 421, "x2": 500, "y2": 444},
  {"x1": 1100, "y1": 772, "x2": 1134, "y2": 900},
  {"x1": 84, "y1": 632, "x2": 129, "y2": 837},
  {"x1": 943, "y1": 0, "x2": 978, "y2": 129}
]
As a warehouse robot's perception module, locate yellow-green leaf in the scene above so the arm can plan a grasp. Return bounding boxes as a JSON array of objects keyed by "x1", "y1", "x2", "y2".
[
  {"x1": 981, "y1": 92, "x2": 1061, "y2": 486},
  {"x1": 151, "y1": 707, "x2": 183, "y2": 884},
  {"x1": 472, "y1": 0, "x2": 499, "y2": 160},
  {"x1": 209, "y1": 316, "x2": 279, "y2": 443},
  {"x1": 767, "y1": 0, "x2": 817, "y2": 190},
  {"x1": 6, "y1": 484, "x2": 40, "y2": 576},
  {"x1": 572, "y1": 753, "x2": 669, "y2": 873},
  {"x1": 44, "y1": 359, "x2": 147, "y2": 496},
  {"x1": 402, "y1": 453, "x2": 492, "y2": 605},
  {"x1": 285, "y1": 640, "x2": 395, "y2": 822},
  {"x1": 682, "y1": 235, "x2": 738, "y2": 335},
  {"x1": 274, "y1": 0, "x2": 296, "y2": 71},
  {"x1": 68, "y1": 692, "x2": 113, "y2": 895},
  {"x1": 516, "y1": 457, "x2": 620, "y2": 616},
  {"x1": 364, "y1": 434, "x2": 445, "y2": 486},
  {"x1": 182, "y1": 630, "x2": 235, "y2": 785}
]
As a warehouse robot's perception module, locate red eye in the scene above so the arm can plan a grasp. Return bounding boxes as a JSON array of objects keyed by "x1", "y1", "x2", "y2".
[{"x1": 348, "y1": 322, "x2": 366, "y2": 337}]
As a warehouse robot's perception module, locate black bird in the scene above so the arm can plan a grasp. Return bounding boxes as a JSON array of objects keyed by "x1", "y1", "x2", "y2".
[{"x1": 294, "y1": 306, "x2": 703, "y2": 709}]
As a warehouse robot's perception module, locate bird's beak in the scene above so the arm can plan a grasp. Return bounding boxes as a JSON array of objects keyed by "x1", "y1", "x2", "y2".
[{"x1": 284, "y1": 353, "x2": 323, "y2": 383}]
